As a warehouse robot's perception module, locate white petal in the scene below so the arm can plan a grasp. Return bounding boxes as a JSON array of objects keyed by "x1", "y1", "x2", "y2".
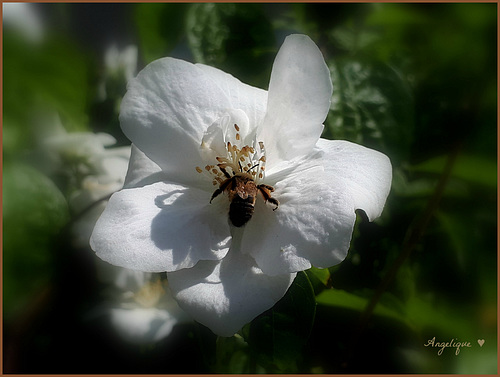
[
  {"x1": 317, "y1": 139, "x2": 392, "y2": 221},
  {"x1": 195, "y1": 63, "x2": 268, "y2": 131},
  {"x1": 200, "y1": 108, "x2": 251, "y2": 160},
  {"x1": 110, "y1": 307, "x2": 179, "y2": 344},
  {"x1": 119, "y1": 58, "x2": 233, "y2": 187},
  {"x1": 113, "y1": 268, "x2": 150, "y2": 292},
  {"x1": 242, "y1": 161, "x2": 354, "y2": 275},
  {"x1": 90, "y1": 181, "x2": 231, "y2": 272},
  {"x1": 242, "y1": 139, "x2": 391, "y2": 275},
  {"x1": 123, "y1": 144, "x2": 168, "y2": 189},
  {"x1": 168, "y1": 251, "x2": 296, "y2": 337},
  {"x1": 257, "y1": 34, "x2": 333, "y2": 167}
]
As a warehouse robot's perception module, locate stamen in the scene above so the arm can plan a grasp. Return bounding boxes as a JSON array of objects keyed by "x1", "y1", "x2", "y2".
[
  {"x1": 234, "y1": 124, "x2": 240, "y2": 132},
  {"x1": 198, "y1": 134, "x2": 268, "y2": 184}
]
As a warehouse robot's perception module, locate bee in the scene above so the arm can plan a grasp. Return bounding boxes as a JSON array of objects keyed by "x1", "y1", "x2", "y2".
[{"x1": 210, "y1": 166, "x2": 279, "y2": 227}]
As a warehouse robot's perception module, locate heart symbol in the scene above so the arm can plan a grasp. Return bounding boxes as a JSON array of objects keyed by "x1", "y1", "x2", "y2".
[{"x1": 478, "y1": 339, "x2": 485, "y2": 347}]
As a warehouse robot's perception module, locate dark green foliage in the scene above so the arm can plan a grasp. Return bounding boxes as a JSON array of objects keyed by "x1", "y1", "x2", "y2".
[{"x1": 246, "y1": 272, "x2": 316, "y2": 373}]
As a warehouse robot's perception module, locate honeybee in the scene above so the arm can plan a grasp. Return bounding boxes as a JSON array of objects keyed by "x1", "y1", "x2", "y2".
[{"x1": 210, "y1": 167, "x2": 279, "y2": 227}]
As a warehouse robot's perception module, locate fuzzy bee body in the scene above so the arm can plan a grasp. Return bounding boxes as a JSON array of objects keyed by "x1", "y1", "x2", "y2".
[
  {"x1": 210, "y1": 172, "x2": 278, "y2": 227},
  {"x1": 229, "y1": 195, "x2": 256, "y2": 227}
]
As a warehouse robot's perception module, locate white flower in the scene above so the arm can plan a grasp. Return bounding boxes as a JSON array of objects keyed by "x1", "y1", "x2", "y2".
[
  {"x1": 35, "y1": 115, "x2": 131, "y2": 247},
  {"x1": 98, "y1": 265, "x2": 190, "y2": 344},
  {"x1": 104, "y1": 45, "x2": 138, "y2": 83},
  {"x1": 69, "y1": 144, "x2": 130, "y2": 248},
  {"x1": 97, "y1": 44, "x2": 138, "y2": 101},
  {"x1": 90, "y1": 34, "x2": 392, "y2": 336}
]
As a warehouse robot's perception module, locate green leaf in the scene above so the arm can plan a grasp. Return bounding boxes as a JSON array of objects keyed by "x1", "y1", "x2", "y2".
[
  {"x1": 325, "y1": 57, "x2": 414, "y2": 162},
  {"x1": 306, "y1": 266, "x2": 331, "y2": 294},
  {"x1": 134, "y1": 3, "x2": 190, "y2": 63},
  {"x1": 405, "y1": 295, "x2": 478, "y2": 340},
  {"x1": 3, "y1": 162, "x2": 69, "y2": 322},
  {"x1": 3, "y1": 33, "x2": 90, "y2": 155},
  {"x1": 315, "y1": 288, "x2": 408, "y2": 326},
  {"x1": 391, "y1": 167, "x2": 469, "y2": 199},
  {"x1": 247, "y1": 271, "x2": 316, "y2": 373},
  {"x1": 412, "y1": 154, "x2": 497, "y2": 189},
  {"x1": 186, "y1": 3, "x2": 275, "y2": 87},
  {"x1": 214, "y1": 335, "x2": 250, "y2": 373}
]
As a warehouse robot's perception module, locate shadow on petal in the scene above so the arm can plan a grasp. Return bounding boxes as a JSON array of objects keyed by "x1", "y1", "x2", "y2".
[
  {"x1": 168, "y1": 247, "x2": 295, "y2": 336},
  {"x1": 150, "y1": 187, "x2": 231, "y2": 268}
]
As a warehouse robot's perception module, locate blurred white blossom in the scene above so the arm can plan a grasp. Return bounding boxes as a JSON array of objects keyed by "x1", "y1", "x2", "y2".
[
  {"x1": 98, "y1": 45, "x2": 138, "y2": 102},
  {"x1": 3, "y1": 2, "x2": 44, "y2": 43},
  {"x1": 35, "y1": 113, "x2": 131, "y2": 247},
  {"x1": 96, "y1": 264, "x2": 191, "y2": 344}
]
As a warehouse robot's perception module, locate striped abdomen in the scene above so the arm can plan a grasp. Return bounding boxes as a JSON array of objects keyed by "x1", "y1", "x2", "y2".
[{"x1": 229, "y1": 195, "x2": 255, "y2": 227}]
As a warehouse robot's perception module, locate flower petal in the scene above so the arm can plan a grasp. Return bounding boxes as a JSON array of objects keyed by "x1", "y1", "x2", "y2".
[
  {"x1": 90, "y1": 181, "x2": 231, "y2": 272},
  {"x1": 119, "y1": 58, "x2": 234, "y2": 187},
  {"x1": 123, "y1": 144, "x2": 168, "y2": 189},
  {"x1": 242, "y1": 139, "x2": 391, "y2": 275},
  {"x1": 195, "y1": 63, "x2": 268, "y2": 130},
  {"x1": 318, "y1": 139, "x2": 392, "y2": 221},
  {"x1": 257, "y1": 34, "x2": 333, "y2": 167},
  {"x1": 241, "y1": 164, "x2": 354, "y2": 275},
  {"x1": 167, "y1": 250, "x2": 296, "y2": 337},
  {"x1": 109, "y1": 307, "x2": 180, "y2": 344}
]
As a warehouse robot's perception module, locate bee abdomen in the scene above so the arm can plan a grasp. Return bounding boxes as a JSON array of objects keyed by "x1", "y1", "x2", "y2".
[{"x1": 229, "y1": 196, "x2": 255, "y2": 227}]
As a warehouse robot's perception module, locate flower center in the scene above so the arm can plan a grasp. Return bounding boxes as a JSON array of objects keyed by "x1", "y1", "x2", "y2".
[
  {"x1": 196, "y1": 121, "x2": 267, "y2": 187},
  {"x1": 133, "y1": 278, "x2": 165, "y2": 308}
]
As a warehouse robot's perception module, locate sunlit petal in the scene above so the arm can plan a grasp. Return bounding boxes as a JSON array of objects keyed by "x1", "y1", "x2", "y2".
[{"x1": 257, "y1": 34, "x2": 333, "y2": 168}]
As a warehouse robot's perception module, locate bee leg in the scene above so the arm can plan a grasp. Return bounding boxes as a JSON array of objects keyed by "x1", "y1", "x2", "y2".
[
  {"x1": 258, "y1": 184, "x2": 275, "y2": 192},
  {"x1": 210, "y1": 188, "x2": 223, "y2": 203},
  {"x1": 257, "y1": 184, "x2": 279, "y2": 211},
  {"x1": 218, "y1": 166, "x2": 232, "y2": 179},
  {"x1": 268, "y1": 198, "x2": 280, "y2": 211},
  {"x1": 210, "y1": 178, "x2": 232, "y2": 203}
]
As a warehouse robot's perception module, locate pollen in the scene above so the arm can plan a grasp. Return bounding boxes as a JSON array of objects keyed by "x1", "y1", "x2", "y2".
[{"x1": 197, "y1": 126, "x2": 268, "y2": 185}]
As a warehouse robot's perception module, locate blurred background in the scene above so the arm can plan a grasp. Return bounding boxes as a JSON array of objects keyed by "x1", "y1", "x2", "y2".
[{"x1": 2, "y1": 3, "x2": 497, "y2": 374}]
